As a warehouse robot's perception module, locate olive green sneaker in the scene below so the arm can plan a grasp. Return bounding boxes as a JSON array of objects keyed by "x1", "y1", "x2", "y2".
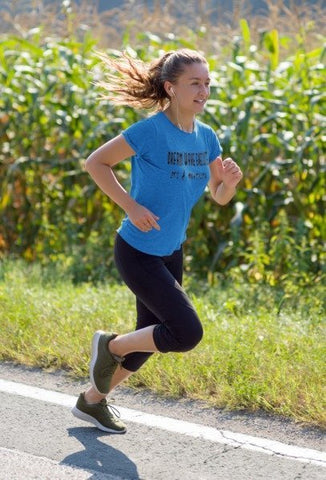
[
  {"x1": 72, "y1": 393, "x2": 126, "y2": 434},
  {"x1": 90, "y1": 330, "x2": 124, "y2": 395}
]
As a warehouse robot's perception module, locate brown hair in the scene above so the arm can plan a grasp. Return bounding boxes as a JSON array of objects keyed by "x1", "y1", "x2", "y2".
[{"x1": 96, "y1": 48, "x2": 207, "y2": 110}]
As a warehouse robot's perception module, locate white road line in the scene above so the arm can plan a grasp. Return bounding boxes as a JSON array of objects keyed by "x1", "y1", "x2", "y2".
[{"x1": 1, "y1": 378, "x2": 325, "y2": 468}]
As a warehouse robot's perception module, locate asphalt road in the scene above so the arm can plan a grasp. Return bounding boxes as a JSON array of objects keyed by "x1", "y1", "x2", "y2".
[{"x1": 0, "y1": 362, "x2": 325, "y2": 480}]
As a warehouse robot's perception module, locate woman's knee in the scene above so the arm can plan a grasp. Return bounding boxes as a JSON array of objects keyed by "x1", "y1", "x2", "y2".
[
  {"x1": 177, "y1": 319, "x2": 203, "y2": 352},
  {"x1": 155, "y1": 315, "x2": 203, "y2": 353}
]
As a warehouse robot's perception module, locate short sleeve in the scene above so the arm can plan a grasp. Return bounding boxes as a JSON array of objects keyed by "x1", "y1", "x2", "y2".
[
  {"x1": 122, "y1": 117, "x2": 156, "y2": 157},
  {"x1": 207, "y1": 127, "x2": 222, "y2": 163}
]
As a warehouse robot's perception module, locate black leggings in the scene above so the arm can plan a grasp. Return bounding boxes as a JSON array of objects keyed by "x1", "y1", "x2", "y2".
[{"x1": 114, "y1": 234, "x2": 203, "y2": 372}]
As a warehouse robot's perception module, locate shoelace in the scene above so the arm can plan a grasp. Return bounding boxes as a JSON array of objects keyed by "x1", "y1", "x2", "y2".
[{"x1": 99, "y1": 399, "x2": 121, "y2": 418}]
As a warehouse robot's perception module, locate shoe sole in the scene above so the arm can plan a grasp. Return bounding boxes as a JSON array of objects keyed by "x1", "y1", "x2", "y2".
[
  {"x1": 71, "y1": 406, "x2": 126, "y2": 434},
  {"x1": 89, "y1": 330, "x2": 108, "y2": 395}
]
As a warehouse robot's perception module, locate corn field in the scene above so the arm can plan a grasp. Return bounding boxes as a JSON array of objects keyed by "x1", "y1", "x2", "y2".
[{"x1": 0, "y1": 3, "x2": 325, "y2": 285}]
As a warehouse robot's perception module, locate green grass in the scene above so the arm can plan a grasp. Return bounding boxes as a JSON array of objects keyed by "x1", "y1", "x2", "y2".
[{"x1": 0, "y1": 259, "x2": 325, "y2": 428}]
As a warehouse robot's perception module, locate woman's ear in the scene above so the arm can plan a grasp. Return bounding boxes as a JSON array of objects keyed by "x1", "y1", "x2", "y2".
[{"x1": 164, "y1": 81, "x2": 174, "y2": 97}]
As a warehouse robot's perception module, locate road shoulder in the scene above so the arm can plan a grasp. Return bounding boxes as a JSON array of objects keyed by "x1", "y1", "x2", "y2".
[{"x1": 0, "y1": 360, "x2": 324, "y2": 453}]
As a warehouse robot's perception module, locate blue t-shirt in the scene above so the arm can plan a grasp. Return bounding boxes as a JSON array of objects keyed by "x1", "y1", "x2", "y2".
[{"x1": 118, "y1": 111, "x2": 222, "y2": 256}]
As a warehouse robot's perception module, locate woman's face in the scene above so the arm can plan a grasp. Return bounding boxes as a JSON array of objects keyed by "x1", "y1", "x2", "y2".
[{"x1": 170, "y1": 62, "x2": 211, "y2": 114}]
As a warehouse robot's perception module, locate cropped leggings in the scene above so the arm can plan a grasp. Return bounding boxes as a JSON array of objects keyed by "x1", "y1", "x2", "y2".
[{"x1": 114, "y1": 234, "x2": 203, "y2": 372}]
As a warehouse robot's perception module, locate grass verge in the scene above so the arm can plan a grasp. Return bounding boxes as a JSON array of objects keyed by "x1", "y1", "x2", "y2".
[{"x1": 0, "y1": 259, "x2": 325, "y2": 428}]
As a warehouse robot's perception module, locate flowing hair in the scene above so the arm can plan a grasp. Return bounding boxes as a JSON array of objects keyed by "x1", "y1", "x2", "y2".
[{"x1": 95, "y1": 48, "x2": 207, "y2": 110}]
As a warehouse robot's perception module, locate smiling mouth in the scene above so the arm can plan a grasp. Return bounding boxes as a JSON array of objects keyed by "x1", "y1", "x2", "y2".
[{"x1": 194, "y1": 99, "x2": 206, "y2": 104}]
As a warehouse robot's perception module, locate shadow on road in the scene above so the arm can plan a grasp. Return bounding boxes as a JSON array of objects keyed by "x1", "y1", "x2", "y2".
[{"x1": 61, "y1": 427, "x2": 140, "y2": 479}]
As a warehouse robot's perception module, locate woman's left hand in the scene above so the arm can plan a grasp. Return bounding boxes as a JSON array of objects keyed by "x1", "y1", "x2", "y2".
[{"x1": 216, "y1": 157, "x2": 243, "y2": 189}]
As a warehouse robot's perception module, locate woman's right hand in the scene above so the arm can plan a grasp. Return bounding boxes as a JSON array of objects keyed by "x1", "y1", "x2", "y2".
[{"x1": 127, "y1": 202, "x2": 160, "y2": 232}]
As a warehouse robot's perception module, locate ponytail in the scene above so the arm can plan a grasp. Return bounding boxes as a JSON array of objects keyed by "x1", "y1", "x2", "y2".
[{"x1": 96, "y1": 49, "x2": 207, "y2": 110}]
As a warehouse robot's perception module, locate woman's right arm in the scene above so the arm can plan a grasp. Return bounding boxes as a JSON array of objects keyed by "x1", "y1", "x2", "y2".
[
  {"x1": 85, "y1": 134, "x2": 160, "y2": 231},
  {"x1": 85, "y1": 134, "x2": 137, "y2": 213}
]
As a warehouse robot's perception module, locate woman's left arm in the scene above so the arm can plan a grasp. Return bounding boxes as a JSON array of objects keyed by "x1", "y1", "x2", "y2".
[{"x1": 208, "y1": 157, "x2": 243, "y2": 206}]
